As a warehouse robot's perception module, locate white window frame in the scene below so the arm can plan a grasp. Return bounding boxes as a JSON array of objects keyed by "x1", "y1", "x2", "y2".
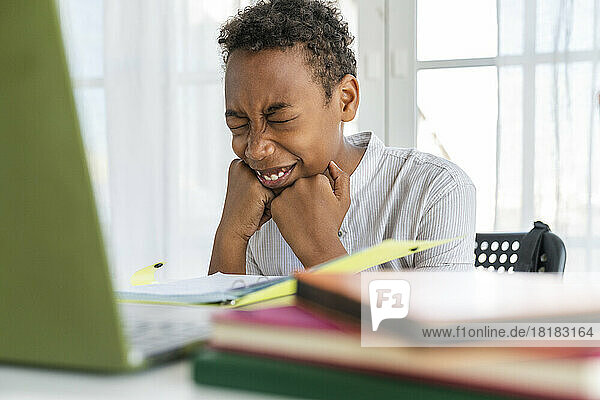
[
  {"x1": 355, "y1": 0, "x2": 416, "y2": 147},
  {"x1": 379, "y1": 0, "x2": 598, "y2": 234}
]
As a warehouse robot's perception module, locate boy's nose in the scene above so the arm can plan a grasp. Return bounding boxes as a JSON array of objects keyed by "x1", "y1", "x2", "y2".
[{"x1": 245, "y1": 131, "x2": 275, "y2": 161}]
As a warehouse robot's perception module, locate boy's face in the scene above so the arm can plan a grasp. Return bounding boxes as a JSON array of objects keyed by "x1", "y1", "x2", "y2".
[{"x1": 224, "y1": 47, "x2": 344, "y2": 190}]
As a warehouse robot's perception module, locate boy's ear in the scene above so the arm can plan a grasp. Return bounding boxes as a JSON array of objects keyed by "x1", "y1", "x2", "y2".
[{"x1": 338, "y1": 74, "x2": 359, "y2": 122}]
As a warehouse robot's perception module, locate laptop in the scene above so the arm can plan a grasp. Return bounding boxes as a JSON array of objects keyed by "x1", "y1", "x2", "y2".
[{"x1": 0, "y1": 1, "x2": 212, "y2": 371}]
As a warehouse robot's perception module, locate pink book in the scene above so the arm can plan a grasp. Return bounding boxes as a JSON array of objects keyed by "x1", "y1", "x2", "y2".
[{"x1": 212, "y1": 305, "x2": 358, "y2": 332}]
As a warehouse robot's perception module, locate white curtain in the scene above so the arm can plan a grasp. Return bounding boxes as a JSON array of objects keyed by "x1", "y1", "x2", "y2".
[
  {"x1": 103, "y1": 0, "x2": 238, "y2": 288},
  {"x1": 104, "y1": 0, "x2": 174, "y2": 288},
  {"x1": 496, "y1": 0, "x2": 600, "y2": 272},
  {"x1": 60, "y1": 0, "x2": 237, "y2": 289}
]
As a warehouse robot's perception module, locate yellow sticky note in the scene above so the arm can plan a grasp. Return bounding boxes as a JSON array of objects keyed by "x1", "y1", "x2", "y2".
[
  {"x1": 130, "y1": 262, "x2": 164, "y2": 286},
  {"x1": 312, "y1": 238, "x2": 456, "y2": 274},
  {"x1": 237, "y1": 295, "x2": 296, "y2": 310},
  {"x1": 232, "y1": 238, "x2": 457, "y2": 308},
  {"x1": 230, "y1": 280, "x2": 297, "y2": 308}
]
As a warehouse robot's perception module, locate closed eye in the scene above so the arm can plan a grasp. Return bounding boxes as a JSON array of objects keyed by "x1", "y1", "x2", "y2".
[{"x1": 268, "y1": 116, "x2": 298, "y2": 124}]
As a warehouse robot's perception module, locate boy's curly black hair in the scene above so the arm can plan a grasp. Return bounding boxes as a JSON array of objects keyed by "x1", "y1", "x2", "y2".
[{"x1": 218, "y1": 0, "x2": 357, "y2": 102}]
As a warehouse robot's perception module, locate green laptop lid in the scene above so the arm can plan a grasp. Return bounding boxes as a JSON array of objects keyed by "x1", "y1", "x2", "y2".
[{"x1": 0, "y1": 0, "x2": 130, "y2": 371}]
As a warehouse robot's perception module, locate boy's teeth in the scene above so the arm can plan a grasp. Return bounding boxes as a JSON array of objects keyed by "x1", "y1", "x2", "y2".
[{"x1": 258, "y1": 165, "x2": 294, "y2": 183}]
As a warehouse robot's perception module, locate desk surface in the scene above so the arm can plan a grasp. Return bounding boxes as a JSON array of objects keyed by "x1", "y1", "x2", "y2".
[{"x1": 0, "y1": 360, "x2": 290, "y2": 400}]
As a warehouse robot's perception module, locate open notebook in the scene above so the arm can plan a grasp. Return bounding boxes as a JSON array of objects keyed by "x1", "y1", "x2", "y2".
[
  {"x1": 117, "y1": 272, "x2": 284, "y2": 304},
  {"x1": 117, "y1": 238, "x2": 456, "y2": 307}
]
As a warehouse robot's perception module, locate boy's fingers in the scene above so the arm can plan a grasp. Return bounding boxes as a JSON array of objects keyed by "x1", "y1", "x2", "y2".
[
  {"x1": 261, "y1": 186, "x2": 276, "y2": 204},
  {"x1": 327, "y1": 160, "x2": 342, "y2": 180},
  {"x1": 327, "y1": 161, "x2": 350, "y2": 203}
]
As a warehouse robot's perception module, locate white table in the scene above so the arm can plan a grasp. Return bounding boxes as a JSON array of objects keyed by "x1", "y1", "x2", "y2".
[{"x1": 0, "y1": 360, "x2": 290, "y2": 400}]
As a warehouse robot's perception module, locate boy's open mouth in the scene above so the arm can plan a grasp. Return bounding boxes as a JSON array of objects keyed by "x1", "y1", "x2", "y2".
[{"x1": 255, "y1": 163, "x2": 296, "y2": 188}]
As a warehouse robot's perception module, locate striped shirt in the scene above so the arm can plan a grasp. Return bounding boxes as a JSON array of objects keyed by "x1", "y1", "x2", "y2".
[{"x1": 246, "y1": 132, "x2": 476, "y2": 275}]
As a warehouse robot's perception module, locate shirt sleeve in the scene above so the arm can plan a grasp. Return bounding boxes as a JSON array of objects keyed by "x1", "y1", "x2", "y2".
[
  {"x1": 413, "y1": 183, "x2": 477, "y2": 270},
  {"x1": 245, "y1": 238, "x2": 262, "y2": 275}
]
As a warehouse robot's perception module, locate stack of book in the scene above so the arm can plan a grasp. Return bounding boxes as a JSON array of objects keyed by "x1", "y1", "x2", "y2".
[{"x1": 194, "y1": 271, "x2": 600, "y2": 399}]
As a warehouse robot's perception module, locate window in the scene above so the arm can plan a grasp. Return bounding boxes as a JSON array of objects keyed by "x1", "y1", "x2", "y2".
[
  {"x1": 415, "y1": 0, "x2": 600, "y2": 272},
  {"x1": 416, "y1": 0, "x2": 498, "y2": 231}
]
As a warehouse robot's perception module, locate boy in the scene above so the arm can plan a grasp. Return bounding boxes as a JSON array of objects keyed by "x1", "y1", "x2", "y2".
[{"x1": 209, "y1": 0, "x2": 476, "y2": 275}]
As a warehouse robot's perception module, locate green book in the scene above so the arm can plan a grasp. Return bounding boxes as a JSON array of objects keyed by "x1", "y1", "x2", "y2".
[{"x1": 193, "y1": 349, "x2": 514, "y2": 400}]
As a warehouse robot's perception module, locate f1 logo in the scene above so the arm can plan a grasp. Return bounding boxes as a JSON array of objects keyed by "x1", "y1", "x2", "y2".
[{"x1": 369, "y1": 279, "x2": 410, "y2": 331}]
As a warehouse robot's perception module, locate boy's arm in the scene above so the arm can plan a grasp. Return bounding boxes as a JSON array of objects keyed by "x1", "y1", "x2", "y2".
[
  {"x1": 208, "y1": 225, "x2": 249, "y2": 274},
  {"x1": 208, "y1": 159, "x2": 275, "y2": 275},
  {"x1": 271, "y1": 161, "x2": 350, "y2": 268},
  {"x1": 414, "y1": 183, "x2": 477, "y2": 270}
]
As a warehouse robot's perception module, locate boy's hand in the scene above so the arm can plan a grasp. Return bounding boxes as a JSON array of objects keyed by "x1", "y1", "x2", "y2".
[
  {"x1": 270, "y1": 161, "x2": 350, "y2": 268},
  {"x1": 218, "y1": 159, "x2": 275, "y2": 242}
]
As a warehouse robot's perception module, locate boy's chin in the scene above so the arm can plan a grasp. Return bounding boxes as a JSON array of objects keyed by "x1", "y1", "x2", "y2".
[{"x1": 266, "y1": 181, "x2": 294, "y2": 195}]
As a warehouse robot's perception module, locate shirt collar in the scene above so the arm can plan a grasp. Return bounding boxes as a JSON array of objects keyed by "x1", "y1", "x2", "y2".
[{"x1": 345, "y1": 132, "x2": 385, "y2": 200}]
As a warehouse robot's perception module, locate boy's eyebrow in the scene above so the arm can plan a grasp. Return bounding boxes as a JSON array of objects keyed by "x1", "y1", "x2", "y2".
[
  {"x1": 225, "y1": 102, "x2": 292, "y2": 118},
  {"x1": 264, "y1": 102, "x2": 292, "y2": 114}
]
